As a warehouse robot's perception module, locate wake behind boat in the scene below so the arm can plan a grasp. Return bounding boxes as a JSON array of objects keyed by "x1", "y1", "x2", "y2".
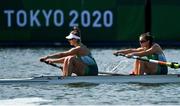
[{"x1": 1, "y1": 74, "x2": 180, "y2": 84}]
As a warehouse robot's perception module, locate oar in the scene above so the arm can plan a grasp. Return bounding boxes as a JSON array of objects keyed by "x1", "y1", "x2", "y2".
[
  {"x1": 115, "y1": 53, "x2": 180, "y2": 69},
  {"x1": 40, "y1": 59, "x2": 63, "y2": 70},
  {"x1": 40, "y1": 59, "x2": 123, "y2": 76}
]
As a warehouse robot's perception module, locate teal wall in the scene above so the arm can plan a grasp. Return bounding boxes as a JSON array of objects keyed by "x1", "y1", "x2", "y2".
[
  {"x1": 151, "y1": 0, "x2": 180, "y2": 41},
  {"x1": 1, "y1": 0, "x2": 180, "y2": 46},
  {"x1": 0, "y1": 0, "x2": 145, "y2": 45}
]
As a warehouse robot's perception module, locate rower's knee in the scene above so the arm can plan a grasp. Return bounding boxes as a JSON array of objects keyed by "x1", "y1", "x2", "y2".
[{"x1": 65, "y1": 56, "x2": 76, "y2": 63}]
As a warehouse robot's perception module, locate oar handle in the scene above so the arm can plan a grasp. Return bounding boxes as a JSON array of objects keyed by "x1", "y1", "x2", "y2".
[{"x1": 40, "y1": 59, "x2": 63, "y2": 70}]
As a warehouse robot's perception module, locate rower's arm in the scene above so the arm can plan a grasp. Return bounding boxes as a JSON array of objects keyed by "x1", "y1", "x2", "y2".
[
  {"x1": 132, "y1": 44, "x2": 160, "y2": 56},
  {"x1": 61, "y1": 47, "x2": 79, "y2": 56},
  {"x1": 47, "y1": 47, "x2": 79, "y2": 58},
  {"x1": 47, "y1": 52, "x2": 63, "y2": 58},
  {"x1": 114, "y1": 48, "x2": 143, "y2": 55}
]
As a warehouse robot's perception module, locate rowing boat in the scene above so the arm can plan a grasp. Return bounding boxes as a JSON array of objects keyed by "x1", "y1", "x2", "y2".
[
  {"x1": 1, "y1": 74, "x2": 180, "y2": 84},
  {"x1": 1, "y1": 53, "x2": 179, "y2": 85}
]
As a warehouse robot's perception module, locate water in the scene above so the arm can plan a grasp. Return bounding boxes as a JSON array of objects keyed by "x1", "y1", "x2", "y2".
[{"x1": 0, "y1": 47, "x2": 180, "y2": 105}]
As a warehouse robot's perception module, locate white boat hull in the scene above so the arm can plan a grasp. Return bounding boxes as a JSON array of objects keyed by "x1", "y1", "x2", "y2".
[{"x1": 1, "y1": 74, "x2": 180, "y2": 84}]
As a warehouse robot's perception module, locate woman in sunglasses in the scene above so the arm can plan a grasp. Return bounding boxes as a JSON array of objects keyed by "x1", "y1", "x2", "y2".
[
  {"x1": 113, "y1": 32, "x2": 168, "y2": 75},
  {"x1": 40, "y1": 27, "x2": 98, "y2": 77}
]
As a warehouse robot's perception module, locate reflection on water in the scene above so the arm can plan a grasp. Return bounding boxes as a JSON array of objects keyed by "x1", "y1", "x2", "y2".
[{"x1": 65, "y1": 82, "x2": 99, "y2": 88}]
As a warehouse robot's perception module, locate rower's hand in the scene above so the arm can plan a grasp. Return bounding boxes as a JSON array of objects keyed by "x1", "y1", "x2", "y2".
[
  {"x1": 40, "y1": 56, "x2": 48, "y2": 62},
  {"x1": 45, "y1": 59, "x2": 54, "y2": 64},
  {"x1": 125, "y1": 54, "x2": 132, "y2": 58},
  {"x1": 113, "y1": 51, "x2": 119, "y2": 56}
]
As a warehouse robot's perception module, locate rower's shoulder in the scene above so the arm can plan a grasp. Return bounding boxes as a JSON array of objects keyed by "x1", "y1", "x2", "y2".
[
  {"x1": 152, "y1": 43, "x2": 162, "y2": 49},
  {"x1": 73, "y1": 45, "x2": 90, "y2": 55},
  {"x1": 150, "y1": 43, "x2": 164, "y2": 54}
]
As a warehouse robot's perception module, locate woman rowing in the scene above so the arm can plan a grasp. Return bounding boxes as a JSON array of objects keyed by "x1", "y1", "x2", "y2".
[
  {"x1": 113, "y1": 32, "x2": 168, "y2": 75},
  {"x1": 40, "y1": 27, "x2": 98, "y2": 76}
]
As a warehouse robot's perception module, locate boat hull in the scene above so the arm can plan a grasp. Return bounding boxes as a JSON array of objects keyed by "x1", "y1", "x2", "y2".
[{"x1": 0, "y1": 74, "x2": 180, "y2": 84}]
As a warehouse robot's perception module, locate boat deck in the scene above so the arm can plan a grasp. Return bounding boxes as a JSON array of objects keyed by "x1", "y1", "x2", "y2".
[{"x1": 0, "y1": 74, "x2": 180, "y2": 84}]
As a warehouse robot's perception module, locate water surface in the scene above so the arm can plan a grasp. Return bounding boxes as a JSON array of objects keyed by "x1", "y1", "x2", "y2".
[{"x1": 0, "y1": 48, "x2": 180, "y2": 105}]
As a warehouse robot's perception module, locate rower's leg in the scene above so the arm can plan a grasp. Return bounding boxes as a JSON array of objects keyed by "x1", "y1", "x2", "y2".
[
  {"x1": 72, "y1": 58, "x2": 87, "y2": 76},
  {"x1": 143, "y1": 62, "x2": 158, "y2": 74},
  {"x1": 63, "y1": 56, "x2": 74, "y2": 76},
  {"x1": 132, "y1": 60, "x2": 139, "y2": 75},
  {"x1": 56, "y1": 57, "x2": 65, "y2": 63},
  {"x1": 63, "y1": 56, "x2": 87, "y2": 76},
  {"x1": 132, "y1": 60, "x2": 145, "y2": 75},
  {"x1": 138, "y1": 61, "x2": 147, "y2": 75}
]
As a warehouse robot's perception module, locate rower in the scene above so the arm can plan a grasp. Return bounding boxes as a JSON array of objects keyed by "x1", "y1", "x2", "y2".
[
  {"x1": 40, "y1": 27, "x2": 98, "y2": 76},
  {"x1": 113, "y1": 32, "x2": 168, "y2": 75}
]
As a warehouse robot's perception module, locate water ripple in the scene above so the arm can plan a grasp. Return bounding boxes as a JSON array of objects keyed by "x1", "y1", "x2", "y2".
[{"x1": 0, "y1": 48, "x2": 180, "y2": 105}]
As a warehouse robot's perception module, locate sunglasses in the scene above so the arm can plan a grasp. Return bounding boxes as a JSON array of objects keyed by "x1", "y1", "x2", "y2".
[
  {"x1": 68, "y1": 38, "x2": 74, "y2": 41},
  {"x1": 139, "y1": 40, "x2": 147, "y2": 43}
]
